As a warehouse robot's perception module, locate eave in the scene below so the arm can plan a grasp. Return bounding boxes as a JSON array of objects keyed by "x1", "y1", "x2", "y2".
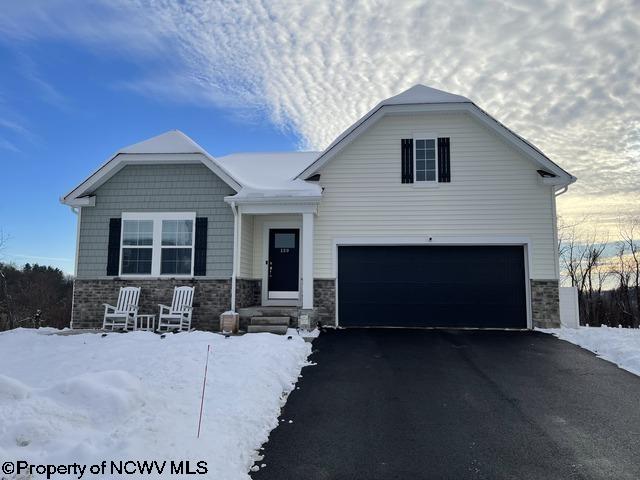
[{"x1": 61, "y1": 152, "x2": 242, "y2": 206}]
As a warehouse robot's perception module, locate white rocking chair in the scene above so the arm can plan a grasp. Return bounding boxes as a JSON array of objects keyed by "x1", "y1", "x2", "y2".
[
  {"x1": 102, "y1": 287, "x2": 141, "y2": 331},
  {"x1": 157, "y1": 286, "x2": 195, "y2": 332}
]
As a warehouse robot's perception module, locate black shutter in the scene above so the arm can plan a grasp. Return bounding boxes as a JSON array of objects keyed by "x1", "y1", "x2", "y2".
[
  {"x1": 401, "y1": 138, "x2": 414, "y2": 183},
  {"x1": 106, "y1": 218, "x2": 121, "y2": 276},
  {"x1": 438, "y1": 137, "x2": 451, "y2": 183},
  {"x1": 194, "y1": 217, "x2": 208, "y2": 276}
]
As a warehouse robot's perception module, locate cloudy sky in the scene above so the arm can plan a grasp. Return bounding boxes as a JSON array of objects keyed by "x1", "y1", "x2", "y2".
[{"x1": 0, "y1": 0, "x2": 638, "y2": 272}]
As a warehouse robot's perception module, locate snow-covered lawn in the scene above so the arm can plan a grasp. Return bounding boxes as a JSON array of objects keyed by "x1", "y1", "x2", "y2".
[
  {"x1": 0, "y1": 328, "x2": 312, "y2": 479},
  {"x1": 541, "y1": 326, "x2": 640, "y2": 377}
]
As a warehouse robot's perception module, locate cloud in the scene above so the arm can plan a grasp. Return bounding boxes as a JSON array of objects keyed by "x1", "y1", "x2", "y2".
[
  {"x1": 0, "y1": 136, "x2": 20, "y2": 153},
  {"x1": 7, "y1": 253, "x2": 72, "y2": 262},
  {"x1": 1, "y1": 0, "x2": 639, "y2": 228},
  {"x1": 0, "y1": 1, "x2": 171, "y2": 56},
  {"x1": 13, "y1": 52, "x2": 68, "y2": 110},
  {"x1": 0, "y1": 110, "x2": 39, "y2": 153}
]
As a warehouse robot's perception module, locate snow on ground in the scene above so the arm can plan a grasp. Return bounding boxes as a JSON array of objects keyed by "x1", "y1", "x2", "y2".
[
  {"x1": 287, "y1": 327, "x2": 320, "y2": 339},
  {"x1": 541, "y1": 326, "x2": 640, "y2": 376},
  {"x1": 0, "y1": 328, "x2": 312, "y2": 479}
]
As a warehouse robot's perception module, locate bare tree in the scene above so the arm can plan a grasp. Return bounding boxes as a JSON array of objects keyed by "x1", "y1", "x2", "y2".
[
  {"x1": 557, "y1": 215, "x2": 640, "y2": 328},
  {"x1": 558, "y1": 218, "x2": 582, "y2": 288},
  {"x1": 619, "y1": 217, "x2": 640, "y2": 326},
  {"x1": 558, "y1": 219, "x2": 609, "y2": 325},
  {"x1": 612, "y1": 243, "x2": 635, "y2": 326},
  {"x1": 0, "y1": 231, "x2": 13, "y2": 330}
]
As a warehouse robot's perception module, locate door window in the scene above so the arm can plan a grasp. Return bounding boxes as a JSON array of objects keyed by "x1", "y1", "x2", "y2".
[{"x1": 274, "y1": 233, "x2": 296, "y2": 251}]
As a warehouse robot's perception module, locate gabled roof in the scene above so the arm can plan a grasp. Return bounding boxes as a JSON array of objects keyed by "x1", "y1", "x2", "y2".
[
  {"x1": 297, "y1": 84, "x2": 576, "y2": 186},
  {"x1": 382, "y1": 84, "x2": 470, "y2": 104},
  {"x1": 119, "y1": 130, "x2": 206, "y2": 154},
  {"x1": 61, "y1": 130, "x2": 242, "y2": 206},
  {"x1": 216, "y1": 152, "x2": 322, "y2": 200},
  {"x1": 62, "y1": 85, "x2": 576, "y2": 207}
]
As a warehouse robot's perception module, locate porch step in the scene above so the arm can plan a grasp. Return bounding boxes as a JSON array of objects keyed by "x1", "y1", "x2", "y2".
[
  {"x1": 239, "y1": 306, "x2": 300, "y2": 317},
  {"x1": 250, "y1": 316, "x2": 291, "y2": 326},
  {"x1": 238, "y1": 306, "x2": 300, "y2": 327},
  {"x1": 247, "y1": 324, "x2": 289, "y2": 335}
]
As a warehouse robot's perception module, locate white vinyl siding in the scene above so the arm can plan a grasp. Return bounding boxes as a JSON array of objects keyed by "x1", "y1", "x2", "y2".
[
  {"x1": 239, "y1": 214, "x2": 254, "y2": 278},
  {"x1": 314, "y1": 112, "x2": 558, "y2": 280}
]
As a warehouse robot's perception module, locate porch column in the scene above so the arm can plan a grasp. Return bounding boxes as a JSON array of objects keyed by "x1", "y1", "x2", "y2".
[
  {"x1": 302, "y1": 212, "x2": 314, "y2": 309},
  {"x1": 230, "y1": 203, "x2": 239, "y2": 311}
]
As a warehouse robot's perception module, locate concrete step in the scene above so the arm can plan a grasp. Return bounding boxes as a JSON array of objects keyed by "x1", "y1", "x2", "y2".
[
  {"x1": 247, "y1": 325, "x2": 289, "y2": 335},
  {"x1": 251, "y1": 316, "x2": 290, "y2": 326},
  {"x1": 239, "y1": 306, "x2": 300, "y2": 320}
]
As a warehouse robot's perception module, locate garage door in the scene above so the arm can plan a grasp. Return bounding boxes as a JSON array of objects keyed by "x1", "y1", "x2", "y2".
[{"x1": 338, "y1": 245, "x2": 527, "y2": 328}]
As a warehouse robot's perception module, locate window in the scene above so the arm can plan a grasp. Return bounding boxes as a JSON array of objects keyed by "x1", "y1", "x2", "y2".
[
  {"x1": 120, "y1": 213, "x2": 195, "y2": 276},
  {"x1": 161, "y1": 220, "x2": 194, "y2": 275},
  {"x1": 121, "y1": 220, "x2": 153, "y2": 274},
  {"x1": 414, "y1": 138, "x2": 438, "y2": 182},
  {"x1": 274, "y1": 233, "x2": 296, "y2": 249}
]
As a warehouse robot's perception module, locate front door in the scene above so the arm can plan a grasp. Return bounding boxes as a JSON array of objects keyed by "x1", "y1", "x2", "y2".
[{"x1": 268, "y1": 229, "x2": 300, "y2": 300}]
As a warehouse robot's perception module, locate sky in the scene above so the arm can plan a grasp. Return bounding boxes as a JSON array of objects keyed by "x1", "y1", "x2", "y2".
[{"x1": 0, "y1": 0, "x2": 638, "y2": 274}]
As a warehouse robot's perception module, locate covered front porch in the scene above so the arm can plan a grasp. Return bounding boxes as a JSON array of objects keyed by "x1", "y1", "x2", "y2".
[{"x1": 227, "y1": 198, "x2": 321, "y2": 329}]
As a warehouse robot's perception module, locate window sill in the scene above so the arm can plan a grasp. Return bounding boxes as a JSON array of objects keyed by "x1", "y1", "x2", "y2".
[
  {"x1": 117, "y1": 275, "x2": 196, "y2": 280},
  {"x1": 410, "y1": 182, "x2": 441, "y2": 188}
]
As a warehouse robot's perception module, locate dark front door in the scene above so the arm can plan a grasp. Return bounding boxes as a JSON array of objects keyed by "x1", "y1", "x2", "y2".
[
  {"x1": 338, "y1": 245, "x2": 527, "y2": 328},
  {"x1": 268, "y1": 229, "x2": 300, "y2": 300}
]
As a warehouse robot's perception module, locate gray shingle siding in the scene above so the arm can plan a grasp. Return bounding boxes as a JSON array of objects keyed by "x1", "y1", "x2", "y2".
[{"x1": 76, "y1": 163, "x2": 235, "y2": 279}]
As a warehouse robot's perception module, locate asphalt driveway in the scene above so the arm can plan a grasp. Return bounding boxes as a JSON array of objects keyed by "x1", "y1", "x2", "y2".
[{"x1": 253, "y1": 329, "x2": 640, "y2": 480}]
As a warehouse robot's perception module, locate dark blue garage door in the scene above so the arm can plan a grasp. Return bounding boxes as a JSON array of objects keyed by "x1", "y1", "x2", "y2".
[{"x1": 338, "y1": 245, "x2": 527, "y2": 328}]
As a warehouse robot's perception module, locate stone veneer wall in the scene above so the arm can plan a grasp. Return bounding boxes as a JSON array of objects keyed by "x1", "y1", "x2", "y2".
[
  {"x1": 236, "y1": 279, "x2": 261, "y2": 309},
  {"x1": 72, "y1": 278, "x2": 231, "y2": 331},
  {"x1": 74, "y1": 277, "x2": 552, "y2": 330},
  {"x1": 314, "y1": 279, "x2": 336, "y2": 326},
  {"x1": 530, "y1": 279, "x2": 560, "y2": 328},
  {"x1": 312, "y1": 278, "x2": 559, "y2": 329}
]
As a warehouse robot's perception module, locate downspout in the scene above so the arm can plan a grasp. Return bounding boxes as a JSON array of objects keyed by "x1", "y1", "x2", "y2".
[
  {"x1": 554, "y1": 185, "x2": 569, "y2": 197},
  {"x1": 230, "y1": 201, "x2": 238, "y2": 312},
  {"x1": 69, "y1": 206, "x2": 81, "y2": 329}
]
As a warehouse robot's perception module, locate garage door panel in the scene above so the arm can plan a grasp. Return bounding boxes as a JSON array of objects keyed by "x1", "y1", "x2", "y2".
[
  {"x1": 339, "y1": 281, "x2": 505, "y2": 304},
  {"x1": 338, "y1": 245, "x2": 527, "y2": 328}
]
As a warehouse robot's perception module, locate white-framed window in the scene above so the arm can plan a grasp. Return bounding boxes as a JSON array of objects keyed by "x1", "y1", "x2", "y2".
[
  {"x1": 121, "y1": 219, "x2": 153, "y2": 274},
  {"x1": 120, "y1": 212, "x2": 196, "y2": 277},
  {"x1": 161, "y1": 219, "x2": 194, "y2": 275},
  {"x1": 414, "y1": 137, "x2": 438, "y2": 183}
]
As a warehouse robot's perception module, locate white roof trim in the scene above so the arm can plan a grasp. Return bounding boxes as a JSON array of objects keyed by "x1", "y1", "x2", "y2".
[
  {"x1": 65, "y1": 195, "x2": 96, "y2": 207},
  {"x1": 61, "y1": 134, "x2": 242, "y2": 205},
  {"x1": 297, "y1": 102, "x2": 576, "y2": 186},
  {"x1": 224, "y1": 194, "x2": 322, "y2": 206}
]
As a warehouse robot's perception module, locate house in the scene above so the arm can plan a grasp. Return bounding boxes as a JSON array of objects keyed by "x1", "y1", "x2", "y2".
[{"x1": 61, "y1": 85, "x2": 576, "y2": 330}]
